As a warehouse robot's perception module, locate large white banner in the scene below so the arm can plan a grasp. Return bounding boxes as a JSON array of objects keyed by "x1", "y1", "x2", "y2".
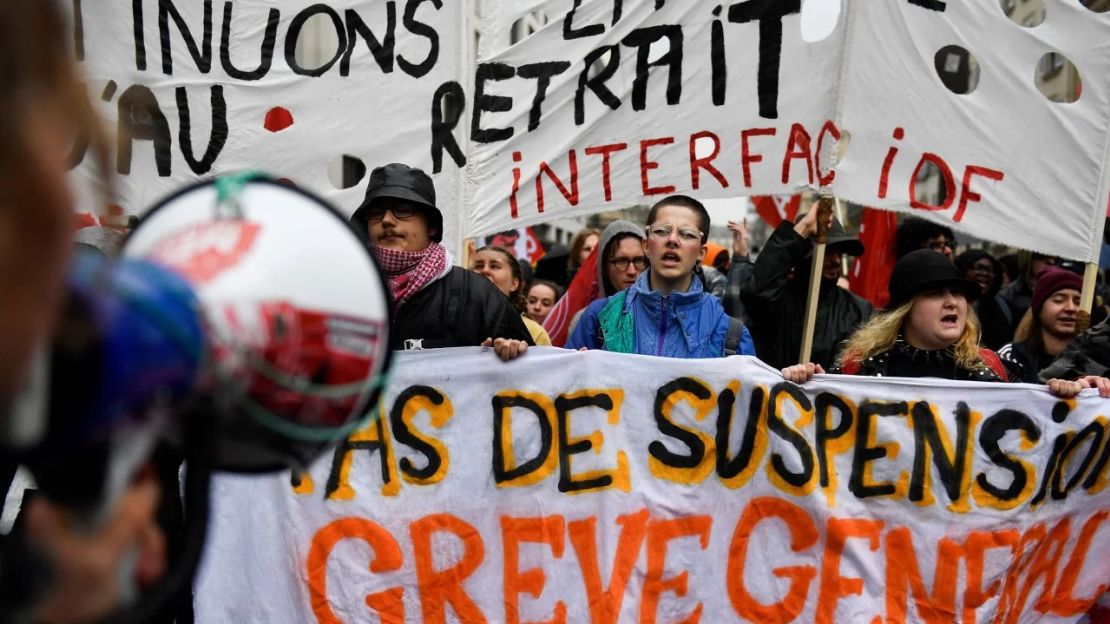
[
  {"x1": 833, "y1": 0, "x2": 1110, "y2": 263},
  {"x1": 465, "y1": 0, "x2": 1110, "y2": 262},
  {"x1": 196, "y1": 348, "x2": 1110, "y2": 623},
  {"x1": 69, "y1": 0, "x2": 466, "y2": 242}
]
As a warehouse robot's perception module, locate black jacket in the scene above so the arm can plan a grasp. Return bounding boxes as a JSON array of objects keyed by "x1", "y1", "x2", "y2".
[
  {"x1": 390, "y1": 266, "x2": 533, "y2": 350},
  {"x1": 740, "y1": 223, "x2": 873, "y2": 370}
]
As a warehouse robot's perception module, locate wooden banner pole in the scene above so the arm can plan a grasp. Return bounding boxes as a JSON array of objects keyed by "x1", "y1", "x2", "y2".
[
  {"x1": 1077, "y1": 261, "x2": 1099, "y2": 333},
  {"x1": 799, "y1": 195, "x2": 834, "y2": 365}
]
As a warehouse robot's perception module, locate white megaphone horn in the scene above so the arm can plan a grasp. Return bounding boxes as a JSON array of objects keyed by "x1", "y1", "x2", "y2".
[{"x1": 122, "y1": 172, "x2": 394, "y2": 472}]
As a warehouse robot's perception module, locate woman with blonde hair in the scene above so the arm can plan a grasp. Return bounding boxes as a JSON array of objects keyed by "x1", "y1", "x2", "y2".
[{"x1": 784, "y1": 250, "x2": 1104, "y2": 397}]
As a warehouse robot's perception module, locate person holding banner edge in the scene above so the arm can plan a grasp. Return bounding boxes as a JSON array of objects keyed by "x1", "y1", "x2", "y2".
[
  {"x1": 350, "y1": 163, "x2": 533, "y2": 359},
  {"x1": 783, "y1": 250, "x2": 1110, "y2": 398},
  {"x1": 566, "y1": 195, "x2": 754, "y2": 357}
]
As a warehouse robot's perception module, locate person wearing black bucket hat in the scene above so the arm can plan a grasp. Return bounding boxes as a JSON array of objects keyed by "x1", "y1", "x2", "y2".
[
  {"x1": 350, "y1": 163, "x2": 533, "y2": 359},
  {"x1": 783, "y1": 251, "x2": 1103, "y2": 397},
  {"x1": 740, "y1": 205, "x2": 873, "y2": 370}
]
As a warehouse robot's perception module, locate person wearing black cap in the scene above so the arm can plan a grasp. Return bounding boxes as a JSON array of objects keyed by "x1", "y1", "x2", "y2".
[
  {"x1": 783, "y1": 251, "x2": 1102, "y2": 398},
  {"x1": 350, "y1": 163, "x2": 532, "y2": 358},
  {"x1": 740, "y1": 205, "x2": 873, "y2": 370}
]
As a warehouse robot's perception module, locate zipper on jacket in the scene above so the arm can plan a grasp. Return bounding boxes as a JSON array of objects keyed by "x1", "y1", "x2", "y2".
[{"x1": 657, "y1": 296, "x2": 668, "y2": 356}]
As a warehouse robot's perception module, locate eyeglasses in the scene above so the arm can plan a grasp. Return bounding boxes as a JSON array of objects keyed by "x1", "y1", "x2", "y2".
[
  {"x1": 924, "y1": 238, "x2": 954, "y2": 252},
  {"x1": 365, "y1": 203, "x2": 420, "y2": 221},
  {"x1": 646, "y1": 224, "x2": 703, "y2": 244},
  {"x1": 608, "y1": 256, "x2": 649, "y2": 271}
]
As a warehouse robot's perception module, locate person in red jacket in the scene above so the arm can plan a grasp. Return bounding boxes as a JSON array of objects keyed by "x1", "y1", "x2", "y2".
[{"x1": 783, "y1": 250, "x2": 1103, "y2": 398}]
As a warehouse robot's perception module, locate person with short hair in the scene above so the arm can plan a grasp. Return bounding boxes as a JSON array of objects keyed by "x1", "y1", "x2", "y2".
[
  {"x1": 471, "y1": 245, "x2": 552, "y2": 346},
  {"x1": 350, "y1": 163, "x2": 532, "y2": 359},
  {"x1": 566, "y1": 196, "x2": 754, "y2": 357},
  {"x1": 999, "y1": 267, "x2": 1082, "y2": 382}
]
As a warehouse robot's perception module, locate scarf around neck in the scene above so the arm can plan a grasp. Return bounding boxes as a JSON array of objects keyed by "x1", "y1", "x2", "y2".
[{"x1": 372, "y1": 243, "x2": 449, "y2": 311}]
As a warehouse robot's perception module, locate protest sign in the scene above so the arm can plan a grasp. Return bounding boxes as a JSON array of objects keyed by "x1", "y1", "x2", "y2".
[
  {"x1": 832, "y1": 0, "x2": 1110, "y2": 262},
  {"x1": 195, "y1": 347, "x2": 1110, "y2": 623},
  {"x1": 67, "y1": 0, "x2": 466, "y2": 243},
  {"x1": 466, "y1": 1, "x2": 1110, "y2": 262},
  {"x1": 465, "y1": 0, "x2": 843, "y2": 237}
]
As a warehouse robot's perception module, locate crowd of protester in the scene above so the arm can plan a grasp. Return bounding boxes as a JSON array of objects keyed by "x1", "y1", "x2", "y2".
[
  {"x1": 348, "y1": 161, "x2": 1110, "y2": 405},
  {"x1": 4, "y1": 3, "x2": 1110, "y2": 618}
]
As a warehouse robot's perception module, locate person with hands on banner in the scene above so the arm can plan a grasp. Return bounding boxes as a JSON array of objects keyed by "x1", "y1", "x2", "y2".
[
  {"x1": 782, "y1": 250, "x2": 1104, "y2": 398},
  {"x1": 998, "y1": 267, "x2": 1083, "y2": 383},
  {"x1": 470, "y1": 245, "x2": 552, "y2": 346},
  {"x1": 740, "y1": 204, "x2": 872, "y2": 370},
  {"x1": 350, "y1": 163, "x2": 532, "y2": 360},
  {"x1": 566, "y1": 196, "x2": 754, "y2": 357}
]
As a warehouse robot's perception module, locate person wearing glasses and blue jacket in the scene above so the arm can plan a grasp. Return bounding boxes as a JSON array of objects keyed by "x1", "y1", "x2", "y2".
[{"x1": 566, "y1": 195, "x2": 755, "y2": 358}]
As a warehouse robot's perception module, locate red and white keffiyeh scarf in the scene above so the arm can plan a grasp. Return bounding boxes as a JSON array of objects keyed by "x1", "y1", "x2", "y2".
[{"x1": 372, "y1": 243, "x2": 449, "y2": 311}]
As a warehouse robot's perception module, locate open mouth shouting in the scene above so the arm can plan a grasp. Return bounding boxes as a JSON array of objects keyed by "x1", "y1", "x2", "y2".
[
  {"x1": 660, "y1": 251, "x2": 682, "y2": 268},
  {"x1": 940, "y1": 312, "x2": 960, "y2": 330}
]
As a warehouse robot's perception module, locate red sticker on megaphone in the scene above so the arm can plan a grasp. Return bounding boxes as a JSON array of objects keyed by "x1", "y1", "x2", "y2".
[{"x1": 148, "y1": 220, "x2": 261, "y2": 284}]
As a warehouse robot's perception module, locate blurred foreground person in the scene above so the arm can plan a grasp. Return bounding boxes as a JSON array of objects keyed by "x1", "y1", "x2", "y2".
[{"x1": 0, "y1": 2, "x2": 166, "y2": 622}]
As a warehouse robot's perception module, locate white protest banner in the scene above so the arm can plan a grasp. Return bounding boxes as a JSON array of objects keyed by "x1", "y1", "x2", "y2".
[
  {"x1": 68, "y1": 1, "x2": 466, "y2": 243},
  {"x1": 465, "y1": 1, "x2": 1110, "y2": 262},
  {"x1": 195, "y1": 347, "x2": 1110, "y2": 623},
  {"x1": 832, "y1": 0, "x2": 1110, "y2": 262},
  {"x1": 464, "y1": 0, "x2": 844, "y2": 236}
]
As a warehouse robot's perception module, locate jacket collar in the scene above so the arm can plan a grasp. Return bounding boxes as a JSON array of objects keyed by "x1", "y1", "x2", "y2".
[{"x1": 625, "y1": 270, "x2": 706, "y2": 350}]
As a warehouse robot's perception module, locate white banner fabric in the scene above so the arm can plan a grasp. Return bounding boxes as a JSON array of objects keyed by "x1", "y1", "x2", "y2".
[
  {"x1": 195, "y1": 347, "x2": 1110, "y2": 623},
  {"x1": 70, "y1": 0, "x2": 466, "y2": 244},
  {"x1": 832, "y1": 0, "x2": 1110, "y2": 262},
  {"x1": 465, "y1": 0, "x2": 1110, "y2": 262}
]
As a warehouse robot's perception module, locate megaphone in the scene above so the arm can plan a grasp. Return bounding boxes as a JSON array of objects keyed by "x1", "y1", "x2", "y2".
[
  {"x1": 0, "y1": 173, "x2": 393, "y2": 623},
  {"x1": 122, "y1": 173, "x2": 393, "y2": 472}
]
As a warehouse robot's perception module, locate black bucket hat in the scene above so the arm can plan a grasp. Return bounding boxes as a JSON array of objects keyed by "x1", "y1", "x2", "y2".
[
  {"x1": 888, "y1": 249, "x2": 981, "y2": 309},
  {"x1": 796, "y1": 214, "x2": 865, "y2": 258},
  {"x1": 826, "y1": 218, "x2": 865, "y2": 257},
  {"x1": 351, "y1": 163, "x2": 443, "y2": 242}
]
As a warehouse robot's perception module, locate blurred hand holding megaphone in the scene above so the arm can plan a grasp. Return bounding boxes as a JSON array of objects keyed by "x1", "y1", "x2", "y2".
[{"x1": 1, "y1": 173, "x2": 392, "y2": 622}]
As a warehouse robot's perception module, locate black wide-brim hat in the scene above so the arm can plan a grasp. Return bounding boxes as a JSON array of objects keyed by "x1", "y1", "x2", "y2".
[
  {"x1": 888, "y1": 248, "x2": 982, "y2": 309},
  {"x1": 351, "y1": 163, "x2": 443, "y2": 242},
  {"x1": 798, "y1": 215, "x2": 865, "y2": 258}
]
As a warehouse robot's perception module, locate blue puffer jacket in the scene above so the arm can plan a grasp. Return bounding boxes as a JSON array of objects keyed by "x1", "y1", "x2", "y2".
[{"x1": 566, "y1": 270, "x2": 755, "y2": 358}]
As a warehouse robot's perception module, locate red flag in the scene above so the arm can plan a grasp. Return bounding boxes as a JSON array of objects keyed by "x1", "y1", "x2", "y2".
[
  {"x1": 849, "y1": 208, "x2": 898, "y2": 309},
  {"x1": 752, "y1": 195, "x2": 801, "y2": 227},
  {"x1": 542, "y1": 246, "x2": 599, "y2": 347}
]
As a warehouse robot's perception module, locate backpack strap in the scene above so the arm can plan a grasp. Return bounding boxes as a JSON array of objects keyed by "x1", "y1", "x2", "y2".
[{"x1": 724, "y1": 316, "x2": 744, "y2": 356}]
